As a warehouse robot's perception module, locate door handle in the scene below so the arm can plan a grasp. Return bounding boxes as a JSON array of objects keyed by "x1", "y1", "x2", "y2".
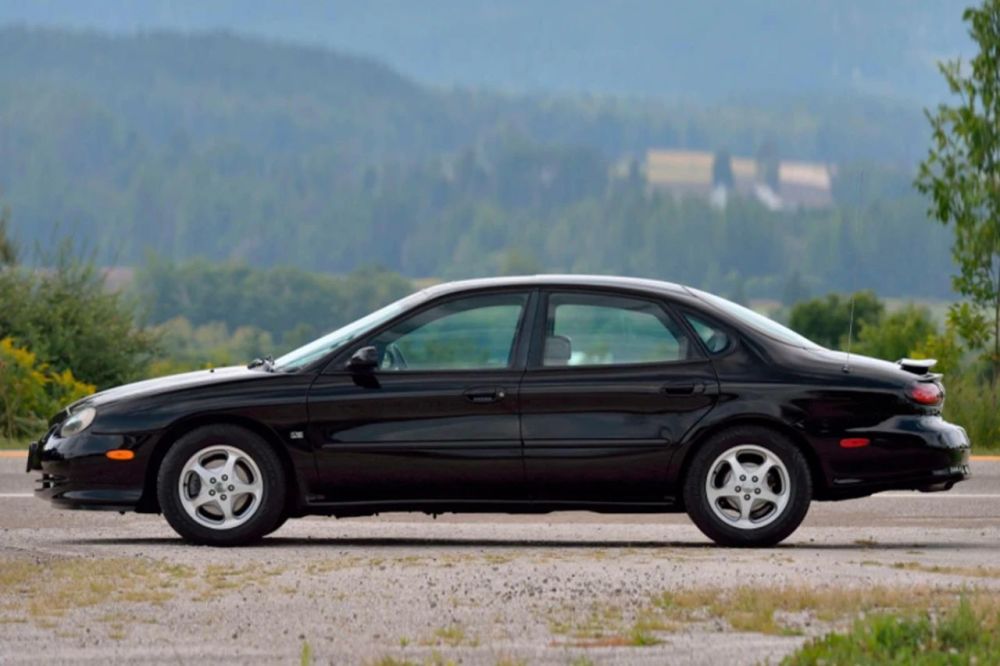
[
  {"x1": 661, "y1": 382, "x2": 703, "y2": 395},
  {"x1": 463, "y1": 387, "x2": 507, "y2": 404}
]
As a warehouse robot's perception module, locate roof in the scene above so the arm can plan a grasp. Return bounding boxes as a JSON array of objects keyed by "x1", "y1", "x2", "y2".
[{"x1": 420, "y1": 274, "x2": 688, "y2": 298}]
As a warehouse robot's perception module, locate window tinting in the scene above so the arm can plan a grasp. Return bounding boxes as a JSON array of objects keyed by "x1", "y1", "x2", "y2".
[
  {"x1": 689, "y1": 287, "x2": 821, "y2": 349},
  {"x1": 543, "y1": 293, "x2": 691, "y2": 366},
  {"x1": 372, "y1": 293, "x2": 526, "y2": 371},
  {"x1": 685, "y1": 313, "x2": 731, "y2": 354}
]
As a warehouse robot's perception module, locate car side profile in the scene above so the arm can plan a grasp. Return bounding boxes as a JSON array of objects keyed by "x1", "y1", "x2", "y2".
[{"x1": 27, "y1": 275, "x2": 971, "y2": 547}]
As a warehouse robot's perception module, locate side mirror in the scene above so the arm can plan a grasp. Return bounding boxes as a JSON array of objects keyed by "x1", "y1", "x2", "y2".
[{"x1": 347, "y1": 346, "x2": 379, "y2": 370}]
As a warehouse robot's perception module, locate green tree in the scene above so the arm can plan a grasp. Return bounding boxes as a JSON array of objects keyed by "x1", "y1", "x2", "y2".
[
  {"x1": 756, "y1": 139, "x2": 781, "y2": 191},
  {"x1": 0, "y1": 249, "x2": 156, "y2": 389},
  {"x1": 0, "y1": 198, "x2": 16, "y2": 267},
  {"x1": 781, "y1": 271, "x2": 809, "y2": 307},
  {"x1": 712, "y1": 149, "x2": 734, "y2": 189},
  {"x1": 788, "y1": 291, "x2": 883, "y2": 349},
  {"x1": 916, "y1": 0, "x2": 1000, "y2": 380},
  {"x1": 855, "y1": 305, "x2": 938, "y2": 362}
]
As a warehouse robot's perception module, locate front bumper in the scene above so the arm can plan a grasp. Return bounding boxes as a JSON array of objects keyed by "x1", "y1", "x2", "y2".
[
  {"x1": 27, "y1": 428, "x2": 152, "y2": 511},
  {"x1": 820, "y1": 415, "x2": 971, "y2": 499}
]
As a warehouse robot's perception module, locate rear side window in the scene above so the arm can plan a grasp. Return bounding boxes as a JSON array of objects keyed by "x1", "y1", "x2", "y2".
[
  {"x1": 684, "y1": 313, "x2": 731, "y2": 354},
  {"x1": 542, "y1": 292, "x2": 692, "y2": 367}
]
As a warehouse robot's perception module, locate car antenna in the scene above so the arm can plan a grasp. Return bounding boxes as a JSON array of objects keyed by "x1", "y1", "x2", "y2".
[
  {"x1": 842, "y1": 171, "x2": 864, "y2": 374},
  {"x1": 843, "y1": 295, "x2": 855, "y2": 373}
]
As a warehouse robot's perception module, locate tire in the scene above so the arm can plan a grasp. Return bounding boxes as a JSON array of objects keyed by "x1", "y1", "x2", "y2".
[
  {"x1": 264, "y1": 514, "x2": 289, "y2": 537},
  {"x1": 682, "y1": 426, "x2": 811, "y2": 547},
  {"x1": 157, "y1": 425, "x2": 287, "y2": 546}
]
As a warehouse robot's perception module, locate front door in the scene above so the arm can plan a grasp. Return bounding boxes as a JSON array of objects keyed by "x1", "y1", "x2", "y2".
[
  {"x1": 519, "y1": 290, "x2": 719, "y2": 502},
  {"x1": 307, "y1": 290, "x2": 532, "y2": 502}
]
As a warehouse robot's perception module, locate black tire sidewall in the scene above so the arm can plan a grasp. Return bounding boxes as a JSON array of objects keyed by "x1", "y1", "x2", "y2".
[
  {"x1": 157, "y1": 425, "x2": 286, "y2": 546},
  {"x1": 683, "y1": 426, "x2": 811, "y2": 547}
]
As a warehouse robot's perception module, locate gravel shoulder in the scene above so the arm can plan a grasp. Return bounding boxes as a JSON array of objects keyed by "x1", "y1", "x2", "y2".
[{"x1": 2, "y1": 460, "x2": 999, "y2": 665}]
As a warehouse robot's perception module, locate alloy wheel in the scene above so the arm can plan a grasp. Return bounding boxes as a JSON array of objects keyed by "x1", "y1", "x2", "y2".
[
  {"x1": 704, "y1": 444, "x2": 790, "y2": 530},
  {"x1": 177, "y1": 444, "x2": 264, "y2": 530}
]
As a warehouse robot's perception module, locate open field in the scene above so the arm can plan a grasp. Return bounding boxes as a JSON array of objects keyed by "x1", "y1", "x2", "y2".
[{"x1": 2, "y1": 457, "x2": 999, "y2": 664}]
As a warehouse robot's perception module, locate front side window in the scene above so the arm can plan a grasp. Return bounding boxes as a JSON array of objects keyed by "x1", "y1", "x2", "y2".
[
  {"x1": 371, "y1": 293, "x2": 527, "y2": 371},
  {"x1": 274, "y1": 291, "x2": 425, "y2": 371},
  {"x1": 541, "y1": 292, "x2": 692, "y2": 367}
]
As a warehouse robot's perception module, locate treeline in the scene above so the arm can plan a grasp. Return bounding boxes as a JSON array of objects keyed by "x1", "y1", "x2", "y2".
[
  {"x1": 0, "y1": 29, "x2": 950, "y2": 300},
  {"x1": 135, "y1": 261, "x2": 414, "y2": 368}
]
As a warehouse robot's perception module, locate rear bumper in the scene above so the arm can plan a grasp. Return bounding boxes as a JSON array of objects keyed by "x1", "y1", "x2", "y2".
[{"x1": 818, "y1": 415, "x2": 971, "y2": 500}]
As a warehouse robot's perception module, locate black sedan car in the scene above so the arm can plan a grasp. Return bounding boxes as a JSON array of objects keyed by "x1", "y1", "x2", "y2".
[{"x1": 27, "y1": 275, "x2": 970, "y2": 547}]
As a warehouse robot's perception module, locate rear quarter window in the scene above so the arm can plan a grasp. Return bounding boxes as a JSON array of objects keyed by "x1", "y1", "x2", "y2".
[{"x1": 684, "y1": 313, "x2": 731, "y2": 354}]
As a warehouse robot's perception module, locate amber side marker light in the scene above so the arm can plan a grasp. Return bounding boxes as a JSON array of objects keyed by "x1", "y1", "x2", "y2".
[
  {"x1": 105, "y1": 450, "x2": 135, "y2": 461},
  {"x1": 840, "y1": 438, "x2": 870, "y2": 449}
]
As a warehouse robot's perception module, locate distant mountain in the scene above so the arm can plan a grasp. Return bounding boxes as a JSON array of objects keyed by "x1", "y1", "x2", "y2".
[
  {"x1": 0, "y1": 28, "x2": 953, "y2": 298},
  {"x1": 0, "y1": 0, "x2": 973, "y2": 102}
]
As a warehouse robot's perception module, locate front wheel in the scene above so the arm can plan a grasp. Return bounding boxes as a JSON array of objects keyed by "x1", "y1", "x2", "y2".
[
  {"x1": 157, "y1": 425, "x2": 287, "y2": 546},
  {"x1": 682, "y1": 426, "x2": 812, "y2": 547}
]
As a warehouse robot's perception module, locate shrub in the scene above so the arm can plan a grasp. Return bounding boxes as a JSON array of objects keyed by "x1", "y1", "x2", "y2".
[
  {"x1": 784, "y1": 597, "x2": 1000, "y2": 665},
  {"x1": 941, "y1": 371, "x2": 1000, "y2": 453},
  {"x1": 855, "y1": 305, "x2": 937, "y2": 362},
  {"x1": 0, "y1": 250, "x2": 156, "y2": 389},
  {"x1": 0, "y1": 337, "x2": 94, "y2": 437}
]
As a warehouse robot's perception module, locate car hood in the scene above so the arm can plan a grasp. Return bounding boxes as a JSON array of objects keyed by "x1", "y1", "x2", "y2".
[{"x1": 70, "y1": 366, "x2": 268, "y2": 412}]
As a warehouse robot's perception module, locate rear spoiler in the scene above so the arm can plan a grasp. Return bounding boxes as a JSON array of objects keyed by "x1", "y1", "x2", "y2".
[{"x1": 897, "y1": 358, "x2": 939, "y2": 377}]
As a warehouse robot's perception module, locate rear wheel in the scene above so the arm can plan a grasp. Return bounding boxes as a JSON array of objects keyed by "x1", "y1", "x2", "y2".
[
  {"x1": 683, "y1": 426, "x2": 811, "y2": 547},
  {"x1": 157, "y1": 425, "x2": 286, "y2": 546}
]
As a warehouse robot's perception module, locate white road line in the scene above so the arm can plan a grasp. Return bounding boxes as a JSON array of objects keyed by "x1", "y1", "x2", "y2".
[
  {"x1": 0, "y1": 493, "x2": 33, "y2": 498},
  {"x1": 876, "y1": 493, "x2": 1000, "y2": 499}
]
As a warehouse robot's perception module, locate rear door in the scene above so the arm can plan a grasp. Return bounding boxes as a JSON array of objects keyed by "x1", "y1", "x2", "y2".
[{"x1": 519, "y1": 290, "x2": 719, "y2": 502}]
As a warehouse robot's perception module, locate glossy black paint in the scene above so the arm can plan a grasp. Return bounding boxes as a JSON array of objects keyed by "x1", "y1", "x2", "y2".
[{"x1": 28, "y1": 275, "x2": 971, "y2": 517}]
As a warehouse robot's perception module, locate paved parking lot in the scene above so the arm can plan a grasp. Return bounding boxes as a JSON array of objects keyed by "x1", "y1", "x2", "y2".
[{"x1": 1, "y1": 455, "x2": 998, "y2": 665}]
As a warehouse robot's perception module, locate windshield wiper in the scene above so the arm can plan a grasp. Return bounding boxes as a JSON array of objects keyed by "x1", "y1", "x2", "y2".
[{"x1": 247, "y1": 355, "x2": 275, "y2": 372}]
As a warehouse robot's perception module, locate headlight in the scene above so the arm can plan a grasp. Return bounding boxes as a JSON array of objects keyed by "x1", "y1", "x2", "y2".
[{"x1": 59, "y1": 407, "x2": 96, "y2": 438}]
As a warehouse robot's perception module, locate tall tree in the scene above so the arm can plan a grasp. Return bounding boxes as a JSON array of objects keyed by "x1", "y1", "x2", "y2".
[
  {"x1": 916, "y1": 0, "x2": 1000, "y2": 379},
  {"x1": 712, "y1": 149, "x2": 735, "y2": 189},
  {"x1": 0, "y1": 198, "x2": 16, "y2": 266}
]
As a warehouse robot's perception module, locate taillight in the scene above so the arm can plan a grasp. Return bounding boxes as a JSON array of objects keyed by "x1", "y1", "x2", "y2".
[{"x1": 908, "y1": 382, "x2": 943, "y2": 406}]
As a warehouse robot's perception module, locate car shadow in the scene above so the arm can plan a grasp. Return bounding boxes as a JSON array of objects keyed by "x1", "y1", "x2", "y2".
[{"x1": 56, "y1": 536, "x2": 995, "y2": 550}]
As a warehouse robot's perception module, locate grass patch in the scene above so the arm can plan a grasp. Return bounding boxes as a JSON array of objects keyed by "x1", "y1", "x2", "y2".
[
  {"x1": 941, "y1": 373, "x2": 1000, "y2": 454},
  {"x1": 0, "y1": 554, "x2": 287, "y2": 628},
  {"x1": 784, "y1": 597, "x2": 1000, "y2": 665},
  {"x1": 423, "y1": 623, "x2": 478, "y2": 648},
  {"x1": 367, "y1": 655, "x2": 455, "y2": 666},
  {"x1": 649, "y1": 585, "x2": 959, "y2": 635},
  {"x1": 0, "y1": 556, "x2": 193, "y2": 621},
  {"x1": 0, "y1": 436, "x2": 28, "y2": 450},
  {"x1": 547, "y1": 584, "x2": 993, "y2": 646},
  {"x1": 889, "y1": 561, "x2": 1000, "y2": 579}
]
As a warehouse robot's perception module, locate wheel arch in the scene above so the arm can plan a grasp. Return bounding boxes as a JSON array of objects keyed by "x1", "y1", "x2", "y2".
[
  {"x1": 672, "y1": 416, "x2": 827, "y2": 505},
  {"x1": 137, "y1": 414, "x2": 301, "y2": 515}
]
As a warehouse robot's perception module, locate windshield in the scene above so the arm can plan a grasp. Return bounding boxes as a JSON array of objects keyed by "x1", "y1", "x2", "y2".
[
  {"x1": 273, "y1": 291, "x2": 426, "y2": 371},
  {"x1": 689, "y1": 288, "x2": 822, "y2": 350}
]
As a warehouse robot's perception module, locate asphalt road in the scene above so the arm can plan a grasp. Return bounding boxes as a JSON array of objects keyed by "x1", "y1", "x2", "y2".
[{"x1": 1, "y1": 455, "x2": 998, "y2": 665}]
